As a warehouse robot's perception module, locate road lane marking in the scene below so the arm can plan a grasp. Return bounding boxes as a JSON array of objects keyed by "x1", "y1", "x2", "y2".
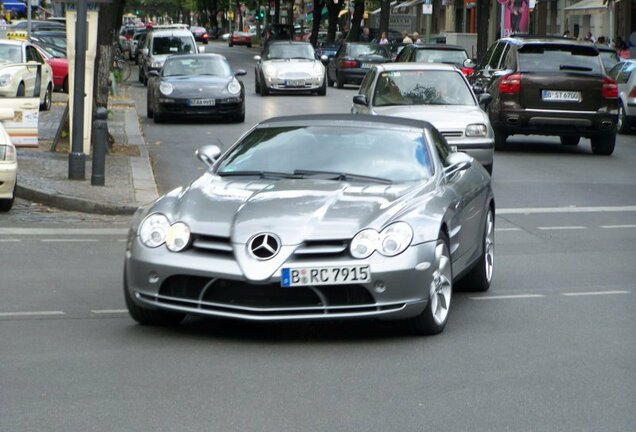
[
  {"x1": 470, "y1": 294, "x2": 545, "y2": 300},
  {"x1": 495, "y1": 227, "x2": 521, "y2": 232},
  {"x1": 0, "y1": 239, "x2": 21, "y2": 242},
  {"x1": 0, "y1": 228, "x2": 128, "y2": 235},
  {"x1": 91, "y1": 309, "x2": 128, "y2": 314},
  {"x1": 562, "y1": 291, "x2": 631, "y2": 297},
  {"x1": 600, "y1": 224, "x2": 636, "y2": 229},
  {"x1": 40, "y1": 239, "x2": 99, "y2": 243},
  {"x1": 498, "y1": 205, "x2": 636, "y2": 215},
  {"x1": 537, "y1": 226, "x2": 586, "y2": 230},
  {"x1": 0, "y1": 311, "x2": 65, "y2": 317}
]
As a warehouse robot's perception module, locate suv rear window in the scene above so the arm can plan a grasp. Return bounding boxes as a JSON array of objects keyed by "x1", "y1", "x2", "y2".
[
  {"x1": 152, "y1": 36, "x2": 196, "y2": 55},
  {"x1": 518, "y1": 44, "x2": 602, "y2": 74}
]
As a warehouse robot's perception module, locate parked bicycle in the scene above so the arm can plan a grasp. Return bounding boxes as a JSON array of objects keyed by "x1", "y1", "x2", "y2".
[{"x1": 111, "y1": 46, "x2": 131, "y2": 82}]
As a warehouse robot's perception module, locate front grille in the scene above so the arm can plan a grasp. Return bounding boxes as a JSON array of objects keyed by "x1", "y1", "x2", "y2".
[
  {"x1": 148, "y1": 275, "x2": 393, "y2": 317},
  {"x1": 293, "y1": 239, "x2": 349, "y2": 259},
  {"x1": 191, "y1": 234, "x2": 233, "y2": 256},
  {"x1": 440, "y1": 130, "x2": 463, "y2": 138},
  {"x1": 279, "y1": 72, "x2": 312, "y2": 79}
]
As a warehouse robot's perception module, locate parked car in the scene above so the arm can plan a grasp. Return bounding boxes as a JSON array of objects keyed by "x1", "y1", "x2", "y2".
[
  {"x1": 29, "y1": 31, "x2": 67, "y2": 53},
  {"x1": 146, "y1": 53, "x2": 246, "y2": 123},
  {"x1": 254, "y1": 41, "x2": 327, "y2": 96},
  {"x1": 315, "y1": 41, "x2": 341, "y2": 60},
  {"x1": 0, "y1": 39, "x2": 54, "y2": 110},
  {"x1": 0, "y1": 107, "x2": 17, "y2": 212},
  {"x1": 395, "y1": 44, "x2": 475, "y2": 75},
  {"x1": 138, "y1": 28, "x2": 198, "y2": 85},
  {"x1": 597, "y1": 45, "x2": 620, "y2": 73},
  {"x1": 607, "y1": 59, "x2": 636, "y2": 134},
  {"x1": 327, "y1": 42, "x2": 391, "y2": 88},
  {"x1": 32, "y1": 43, "x2": 68, "y2": 93},
  {"x1": 123, "y1": 114, "x2": 495, "y2": 335},
  {"x1": 10, "y1": 20, "x2": 65, "y2": 32},
  {"x1": 469, "y1": 36, "x2": 618, "y2": 155},
  {"x1": 190, "y1": 26, "x2": 209, "y2": 44},
  {"x1": 228, "y1": 31, "x2": 252, "y2": 48},
  {"x1": 351, "y1": 63, "x2": 494, "y2": 173},
  {"x1": 131, "y1": 30, "x2": 147, "y2": 64}
]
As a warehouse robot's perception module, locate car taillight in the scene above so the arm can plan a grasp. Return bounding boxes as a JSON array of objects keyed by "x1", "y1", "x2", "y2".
[
  {"x1": 341, "y1": 59, "x2": 358, "y2": 68},
  {"x1": 203, "y1": 33, "x2": 208, "y2": 38},
  {"x1": 627, "y1": 85, "x2": 636, "y2": 98},
  {"x1": 461, "y1": 67, "x2": 473, "y2": 76},
  {"x1": 602, "y1": 76, "x2": 618, "y2": 99},
  {"x1": 499, "y1": 73, "x2": 521, "y2": 94}
]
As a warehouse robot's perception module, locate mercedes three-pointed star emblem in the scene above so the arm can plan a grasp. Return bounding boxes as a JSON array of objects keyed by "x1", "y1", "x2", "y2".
[{"x1": 247, "y1": 233, "x2": 281, "y2": 260}]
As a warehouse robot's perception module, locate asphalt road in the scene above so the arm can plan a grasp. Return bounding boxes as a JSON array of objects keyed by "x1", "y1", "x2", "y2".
[{"x1": 1, "y1": 42, "x2": 635, "y2": 431}]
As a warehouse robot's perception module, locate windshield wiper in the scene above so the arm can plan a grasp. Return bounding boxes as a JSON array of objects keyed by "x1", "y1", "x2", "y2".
[
  {"x1": 217, "y1": 170, "x2": 300, "y2": 179},
  {"x1": 559, "y1": 64, "x2": 593, "y2": 72},
  {"x1": 293, "y1": 169, "x2": 392, "y2": 184}
]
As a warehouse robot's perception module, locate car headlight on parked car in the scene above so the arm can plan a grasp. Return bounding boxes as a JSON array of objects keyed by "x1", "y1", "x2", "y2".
[
  {"x1": 350, "y1": 222, "x2": 413, "y2": 258},
  {"x1": 0, "y1": 144, "x2": 16, "y2": 162},
  {"x1": 159, "y1": 82, "x2": 174, "y2": 95},
  {"x1": 465, "y1": 124, "x2": 488, "y2": 137},
  {"x1": 165, "y1": 222, "x2": 191, "y2": 252},
  {"x1": 263, "y1": 64, "x2": 276, "y2": 78},
  {"x1": 0, "y1": 73, "x2": 12, "y2": 87},
  {"x1": 227, "y1": 78, "x2": 241, "y2": 95},
  {"x1": 139, "y1": 213, "x2": 170, "y2": 248},
  {"x1": 151, "y1": 60, "x2": 164, "y2": 69}
]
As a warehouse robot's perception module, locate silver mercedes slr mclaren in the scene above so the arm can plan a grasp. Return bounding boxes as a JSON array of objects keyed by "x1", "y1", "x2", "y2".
[{"x1": 124, "y1": 115, "x2": 495, "y2": 335}]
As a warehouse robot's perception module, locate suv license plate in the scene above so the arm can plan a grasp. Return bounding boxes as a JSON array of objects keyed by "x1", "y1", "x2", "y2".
[
  {"x1": 281, "y1": 265, "x2": 371, "y2": 287},
  {"x1": 542, "y1": 90, "x2": 581, "y2": 102},
  {"x1": 188, "y1": 98, "x2": 216, "y2": 106}
]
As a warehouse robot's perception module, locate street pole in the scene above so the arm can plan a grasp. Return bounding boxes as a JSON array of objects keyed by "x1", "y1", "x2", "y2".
[
  {"x1": 27, "y1": 0, "x2": 32, "y2": 37},
  {"x1": 69, "y1": 0, "x2": 87, "y2": 180}
]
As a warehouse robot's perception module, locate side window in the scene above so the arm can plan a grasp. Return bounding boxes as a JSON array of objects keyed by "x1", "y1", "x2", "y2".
[
  {"x1": 498, "y1": 44, "x2": 512, "y2": 70},
  {"x1": 429, "y1": 129, "x2": 451, "y2": 166},
  {"x1": 26, "y1": 46, "x2": 43, "y2": 63},
  {"x1": 397, "y1": 46, "x2": 410, "y2": 62},
  {"x1": 617, "y1": 63, "x2": 635, "y2": 84},
  {"x1": 488, "y1": 42, "x2": 506, "y2": 69},
  {"x1": 476, "y1": 42, "x2": 499, "y2": 70},
  {"x1": 359, "y1": 68, "x2": 376, "y2": 98}
]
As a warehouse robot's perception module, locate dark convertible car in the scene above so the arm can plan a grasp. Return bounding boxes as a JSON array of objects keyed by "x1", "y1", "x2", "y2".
[{"x1": 146, "y1": 54, "x2": 247, "y2": 123}]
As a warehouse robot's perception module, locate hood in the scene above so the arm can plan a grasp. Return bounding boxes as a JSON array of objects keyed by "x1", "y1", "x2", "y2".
[
  {"x1": 162, "y1": 75, "x2": 234, "y2": 97},
  {"x1": 372, "y1": 105, "x2": 488, "y2": 129},
  {"x1": 264, "y1": 59, "x2": 321, "y2": 75}
]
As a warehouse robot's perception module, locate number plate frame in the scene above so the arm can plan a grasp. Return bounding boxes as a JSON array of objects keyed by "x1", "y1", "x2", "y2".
[
  {"x1": 285, "y1": 79, "x2": 305, "y2": 87},
  {"x1": 188, "y1": 98, "x2": 216, "y2": 106},
  {"x1": 541, "y1": 90, "x2": 581, "y2": 102},
  {"x1": 281, "y1": 265, "x2": 371, "y2": 287}
]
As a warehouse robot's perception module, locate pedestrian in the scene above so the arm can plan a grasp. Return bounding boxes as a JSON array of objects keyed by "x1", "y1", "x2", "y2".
[
  {"x1": 584, "y1": 32, "x2": 595, "y2": 43},
  {"x1": 412, "y1": 32, "x2": 419, "y2": 43},
  {"x1": 509, "y1": 0, "x2": 526, "y2": 34},
  {"x1": 379, "y1": 31, "x2": 389, "y2": 45},
  {"x1": 360, "y1": 27, "x2": 370, "y2": 42},
  {"x1": 402, "y1": 31, "x2": 412, "y2": 44}
]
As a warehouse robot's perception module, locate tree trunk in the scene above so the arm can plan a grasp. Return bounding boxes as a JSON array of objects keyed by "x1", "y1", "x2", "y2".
[
  {"x1": 93, "y1": 0, "x2": 124, "y2": 112},
  {"x1": 274, "y1": 0, "x2": 280, "y2": 24},
  {"x1": 310, "y1": 0, "x2": 325, "y2": 46},
  {"x1": 379, "y1": 0, "x2": 390, "y2": 36},
  {"x1": 326, "y1": 1, "x2": 340, "y2": 42},
  {"x1": 476, "y1": 0, "x2": 492, "y2": 61},
  {"x1": 349, "y1": 0, "x2": 365, "y2": 42}
]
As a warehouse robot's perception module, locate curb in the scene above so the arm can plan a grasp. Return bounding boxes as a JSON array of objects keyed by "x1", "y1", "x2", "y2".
[{"x1": 16, "y1": 184, "x2": 138, "y2": 215}]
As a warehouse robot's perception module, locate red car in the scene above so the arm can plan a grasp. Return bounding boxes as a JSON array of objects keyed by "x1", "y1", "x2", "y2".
[
  {"x1": 228, "y1": 31, "x2": 252, "y2": 48},
  {"x1": 190, "y1": 26, "x2": 209, "y2": 44},
  {"x1": 33, "y1": 44, "x2": 69, "y2": 92}
]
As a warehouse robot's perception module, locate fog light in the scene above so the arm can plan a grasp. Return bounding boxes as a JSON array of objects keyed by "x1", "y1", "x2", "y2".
[
  {"x1": 374, "y1": 281, "x2": 386, "y2": 293},
  {"x1": 148, "y1": 272, "x2": 160, "y2": 284}
]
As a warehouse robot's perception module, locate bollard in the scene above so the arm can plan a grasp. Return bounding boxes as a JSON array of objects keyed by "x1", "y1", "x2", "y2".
[{"x1": 91, "y1": 107, "x2": 108, "y2": 186}]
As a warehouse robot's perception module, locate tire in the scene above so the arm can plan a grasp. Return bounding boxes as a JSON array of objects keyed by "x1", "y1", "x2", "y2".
[
  {"x1": 247, "y1": 43, "x2": 252, "y2": 48},
  {"x1": 233, "y1": 110, "x2": 245, "y2": 123},
  {"x1": 147, "y1": 96, "x2": 154, "y2": 119},
  {"x1": 560, "y1": 136, "x2": 580, "y2": 146},
  {"x1": 138, "y1": 66, "x2": 143, "y2": 83},
  {"x1": 336, "y1": 72, "x2": 344, "y2": 89},
  {"x1": 153, "y1": 112, "x2": 164, "y2": 123},
  {"x1": 327, "y1": 72, "x2": 334, "y2": 87},
  {"x1": 405, "y1": 231, "x2": 453, "y2": 335},
  {"x1": 229, "y1": 41, "x2": 234, "y2": 47},
  {"x1": 0, "y1": 184, "x2": 15, "y2": 212},
  {"x1": 493, "y1": 128, "x2": 507, "y2": 151},
  {"x1": 123, "y1": 267, "x2": 185, "y2": 326},
  {"x1": 457, "y1": 207, "x2": 495, "y2": 292},
  {"x1": 317, "y1": 75, "x2": 327, "y2": 96},
  {"x1": 40, "y1": 84, "x2": 52, "y2": 111},
  {"x1": 260, "y1": 76, "x2": 269, "y2": 96},
  {"x1": 16, "y1": 82, "x2": 25, "y2": 97},
  {"x1": 254, "y1": 73, "x2": 260, "y2": 93},
  {"x1": 617, "y1": 105, "x2": 630, "y2": 134},
  {"x1": 591, "y1": 133, "x2": 616, "y2": 155},
  {"x1": 62, "y1": 77, "x2": 69, "y2": 93}
]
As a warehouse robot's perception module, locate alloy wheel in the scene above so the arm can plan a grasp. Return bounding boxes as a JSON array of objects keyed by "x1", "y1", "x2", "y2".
[
  {"x1": 430, "y1": 240, "x2": 452, "y2": 325},
  {"x1": 484, "y1": 210, "x2": 495, "y2": 283}
]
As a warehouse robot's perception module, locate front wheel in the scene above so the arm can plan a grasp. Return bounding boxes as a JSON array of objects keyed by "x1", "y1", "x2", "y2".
[
  {"x1": 336, "y1": 72, "x2": 344, "y2": 89},
  {"x1": 617, "y1": 105, "x2": 630, "y2": 134},
  {"x1": 254, "y1": 73, "x2": 261, "y2": 93},
  {"x1": 317, "y1": 76, "x2": 327, "y2": 96},
  {"x1": 260, "y1": 76, "x2": 269, "y2": 96},
  {"x1": 405, "y1": 232, "x2": 453, "y2": 335},
  {"x1": 457, "y1": 207, "x2": 495, "y2": 292},
  {"x1": 591, "y1": 133, "x2": 616, "y2": 155},
  {"x1": 0, "y1": 184, "x2": 15, "y2": 212},
  {"x1": 40, "y1": 84, "x2": 52, "y2": 111},
  {"x1": 493, "y1": 129, "x2": 507, "y2": 151}
]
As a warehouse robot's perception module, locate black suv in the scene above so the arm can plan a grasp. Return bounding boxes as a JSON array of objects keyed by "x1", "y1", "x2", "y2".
[{"x1": 469, "y1": 37, "x2": 618, "y2": 155}]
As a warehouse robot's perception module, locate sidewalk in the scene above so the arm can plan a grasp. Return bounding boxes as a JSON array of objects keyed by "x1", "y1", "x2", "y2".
[{"x1": 15, "y1": 90, "x2": 158, "y2": 215}]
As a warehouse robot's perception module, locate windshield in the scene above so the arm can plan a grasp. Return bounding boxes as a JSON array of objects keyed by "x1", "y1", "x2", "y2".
[
  {"x1": 152, "y1": 36, "x2": 196, "y2": 55},
  {"x1": 0, "y1": 44, "x2": 22, "y2": 63},
  {"x1": 216, "y1": 126, "x2": 433, "y2": 182},
  {"x1": 163, "y1": 57, "x2": 232, "y2": 77},
  {"x1": 266, "y1": 44, "x2": 315, "y2": 60},
  {"x1": 373, "y1": 70, "x2": 475, "y2": 107},
  {"x1": 414, "y1": 49, "x2": 468, "y2": 65},
  {"x1": 350, "y1": 44, "x2": 390, "y2": 59}
]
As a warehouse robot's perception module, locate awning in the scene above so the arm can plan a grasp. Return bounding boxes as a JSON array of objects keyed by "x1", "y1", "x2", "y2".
[
  {"x1": 2, "y1": 1, "x2": 27, "y2": 13},
  {"x1": 564, "y1": 0, "x2": 607, "y2": 13},
  {"x1": 371, "y1": 1, "x2": 398, "y2": 15},
  {"x1": 393, "y1": 0, "x2": 425, "y2": 11}
]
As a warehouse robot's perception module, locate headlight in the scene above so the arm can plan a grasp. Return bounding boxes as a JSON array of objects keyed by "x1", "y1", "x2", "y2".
[
  {"x1": 227, "y1": 78, "x2": 241, "y2": 95},
  {"x1": 465, "y1": 124, "x2": 488, "y2": 137},
  {"x1": 0, "y1": 144, "x2": 16, "y2": 162},
  {"x1": 0, "y1": 73, "x2": 12, "y2": 86},
  {"x1": 350, "y1": 229, "x2": 379, "y2": 259},
  {"x1": 350, "y1": 223, "x2": 413, "y2": 258},
  {"x1": 165, "y1": 222, "x2": 191, "y2": 252},
  {"x1": 379, "y1": 222, "x2": 413, "y2": 257},
  {"x1": 151, "y1": 60, "x2": 164, "y2": 69},
  {"x1": 159, "y1": 82, "x2": 174, "y2": 95},
  {"x1": 138, "y1": 213, "x2": 170, "y2": 248},
  {"x1": 263, "y1": 64, "x2": 276, "y2": 78}
]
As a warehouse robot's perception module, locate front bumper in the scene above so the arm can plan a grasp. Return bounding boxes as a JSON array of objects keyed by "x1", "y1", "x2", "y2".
[
  {"x1": 0, "y1": 162, "x2": 18, "y2": 199},
  {"x1": 124, "y1": 237, "x2": 437, "y2": 321},
  {"x1": 156, "y1": 98, "x2": 243, "y2": 117},
  {"x1": 263, "y1": 75, "x2": 324, "y2": 91}
]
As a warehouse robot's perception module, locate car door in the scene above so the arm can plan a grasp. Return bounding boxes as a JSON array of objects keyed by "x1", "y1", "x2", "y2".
[
  {"x1": 1, "y1": 65, "x2": 40, "y2": 147},
  {"x1": 26, "y1": 45, "x2": 50, "y2": 103},
  {"x1": 351, "y1": 67, "x2": 376, "y2": 114}
]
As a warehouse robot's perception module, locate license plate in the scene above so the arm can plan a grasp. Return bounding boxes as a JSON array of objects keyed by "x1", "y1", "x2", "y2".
[
  {"x1": 281, "y1": 265, "x2": 371, "y2": 287},
  {"x1": 285, "y1": 79, "x2": 305, "y2": 87},
  {"x1": 361, "y1": 63, "x2": 371, "y2": 69},
  {"x1": 188, "y1": 98, "x2": 215, "y2": 106},
  {"x1": 541, "y1": 90, "x2": 581, "y2": 102}
]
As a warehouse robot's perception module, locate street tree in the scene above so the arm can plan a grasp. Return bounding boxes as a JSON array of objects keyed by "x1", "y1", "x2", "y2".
[
  {"x1": 348, "y1": 0, "x2": 365, "y2": 41},
  {"x1": 476, "y1": 0, "x2": 491, "y2": 61}
]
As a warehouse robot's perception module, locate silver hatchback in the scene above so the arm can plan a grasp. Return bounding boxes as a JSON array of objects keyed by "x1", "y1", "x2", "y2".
[{"x1": 608, "y1": 59, "x2": 636, "y2": 134}]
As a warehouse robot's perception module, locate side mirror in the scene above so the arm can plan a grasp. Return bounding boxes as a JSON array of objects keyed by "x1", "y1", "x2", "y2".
[
  {"x1": 352, "y1": 94, "x2": 368, "y2": 106},
  {"x1": 445, "y1": 152, "x2": 472, "y2": 175},
  {"x1": 478, "y1": 93, "x2": 492, "y2": 106},
  {"x1": 198, "y1": 45, "x2": 206, "y2": 53},
  {"x1": 472, "y1": 84, "x2": 485, "y2": 95},
  {"x1": 0, "y1": 108, "x2": 15, "y2": 121},
  {"x1": 253, "y1": 55, "x2": 261, "y2": 62},
  {"x1": 463, "y1": 58, "x2": 476, "y2": 69},
  {"x1": 141, "y1": 48, "x2": 149, "y2": 56},
  {"x1": 147, "y1": 70, "x2": 160, "y2": 77},
  {"x1": 196, "y1": 145, "x2": 222, "y2": 168},
  {"x1": 235, "y1": 69, "x2": 247, "y2": 76},
  {"x1": 320, "y1": 54, "x2": 328, "y2": 64}
]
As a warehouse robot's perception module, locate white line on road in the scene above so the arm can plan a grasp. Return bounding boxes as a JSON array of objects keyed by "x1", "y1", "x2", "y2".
[
  {"x1": 562, "y1": 291, "x2": 631, "y2": 297},
  {"x1": 0, "y1": 311, "x2": 66, "y2": 317},
  {"x1": 91, "y1": 309, "x2": 128, "y2": 314},
  {"x1": 0, "y1": 228, "x2": 128, "y2": 235},
  {"x1": 470, "y1": 294, "x2": 545, "y2": 300},
  {"x1": 40, "y1": 239, "x2": 99, "y2": 243},
  {"x1": 497, "y1": 205, "x2": 636, "y2": 215},
  {"x1": 537, "y1": 226, "x2": 586, "y2": 230},
  {"x1": 0, "y1": 239, "x2": 21, "y2": 242},
  {"x1": 495, "y1": 227, "x2": 522, "y2": 232},
  {"x1": 600, "y1": 224, "x2": 636, "y2": 229}
]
